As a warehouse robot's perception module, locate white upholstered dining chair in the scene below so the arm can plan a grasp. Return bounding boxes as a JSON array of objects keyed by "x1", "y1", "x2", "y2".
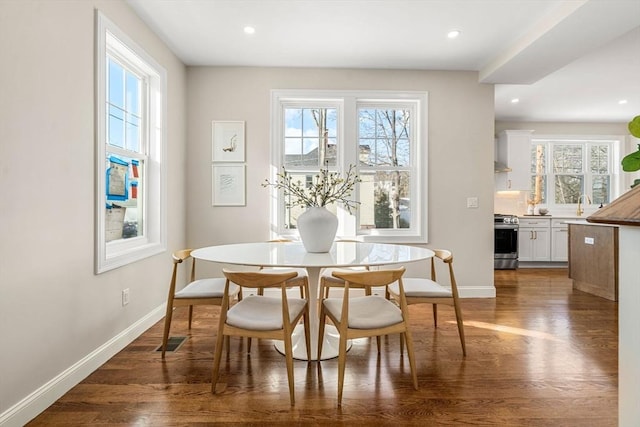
[
  {"x1": 211, "y1": 269, "x2": 311, "y2": 406},
  {"x1": 161, "y1": 249, "x2": 241, "y2": 358},
  {"x1": 388, "y1": 248, "x2": 466, "y2": 356},
  {"x1": 318, "y1": 267, "x2": 418, "y2": 406}
]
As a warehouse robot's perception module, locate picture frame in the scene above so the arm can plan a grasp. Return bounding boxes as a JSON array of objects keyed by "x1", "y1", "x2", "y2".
[
  {"x1": 212, "y1": 120, "x2": 245, "y2": 162},
  {"x1": 212, "y1": 164, "x2": 246, "y2": 206}
]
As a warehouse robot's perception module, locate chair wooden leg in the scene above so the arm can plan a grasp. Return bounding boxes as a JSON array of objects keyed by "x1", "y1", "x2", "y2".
[
  {"x1": 399, "y1": 332, "x2": 404, "y2": 356},
  {"x1": 376, "y1": 335, "x2": 381, "y2": 353},
  {"x1": 317, "y1": 305, "x2": 327, "y2": 360},
  {"x1": 432, "y1": 304, "x2": 438, "y2": 327},
  {"x1": 453, "y1": 300, "x2": 467, "y2": 356},
  {"x1": 211, "y1": 330, "x2": 226, "y2": 393},
  {"x1": 337, "y1": 334, "x2": 348, "y2": 407},
  {"x1": 161, "y1": 304, "x2": 174, "y2": 359},
  {"x1": 188, "y1": 305, "x2": 194, "y2": 329},
  {"x1": 403, "y1": 330, "x2": 419, "y2": 390},
  {"x1": 247, "y1": 337, "x2": 252, "y2": 353},
  {"x1": 284, "y1": 333, "x2": 295, "y2": 406}
]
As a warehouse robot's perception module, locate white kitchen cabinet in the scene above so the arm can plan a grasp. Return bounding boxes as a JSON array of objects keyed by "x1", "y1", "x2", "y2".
[
  {"x1": 551, "y1": 218, "x2": 569, "y2": 261},
  {"x1": 495, "y1": 130, "x2": 533, "y2": 191},
  {"x1": 518, "y1": 217, "x2": 551, "y2": 261}
]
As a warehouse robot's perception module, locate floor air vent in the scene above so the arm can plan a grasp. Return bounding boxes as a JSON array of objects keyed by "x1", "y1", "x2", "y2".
[{"x1": 155, "y1": 336, "x2": 187, "y2": 353}]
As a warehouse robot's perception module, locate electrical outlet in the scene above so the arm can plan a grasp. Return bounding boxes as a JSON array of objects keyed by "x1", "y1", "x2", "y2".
[
  {"x1": 122, "y1": 288, "x2": 130, "y2": 306},
  {"x1": 466, "y1": 197, "x2": 479, "y2": 208}
]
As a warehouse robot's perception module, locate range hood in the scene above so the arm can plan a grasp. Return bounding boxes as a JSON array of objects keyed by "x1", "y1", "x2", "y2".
[{"x1": 494, "y1": 161, "x2": 512, "y2": 173}]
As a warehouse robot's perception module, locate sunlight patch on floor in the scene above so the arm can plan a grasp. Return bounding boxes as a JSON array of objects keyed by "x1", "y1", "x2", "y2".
[{"x1": 461, "y1": 320, "x2": 563, "y2": 342}]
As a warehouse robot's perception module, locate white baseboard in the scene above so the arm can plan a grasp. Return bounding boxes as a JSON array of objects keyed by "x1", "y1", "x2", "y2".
[
  {"x1": 0, "y1": 305, "x2": 165, "y2": 427},
  {"x1": 458, "y1": 286, "x2": 496, "y2": 298}
]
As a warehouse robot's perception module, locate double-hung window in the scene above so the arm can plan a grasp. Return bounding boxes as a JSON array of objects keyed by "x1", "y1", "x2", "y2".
[
  {"x1": 270, "y1": 90, "x2": 427, "y2": 243},
  {"x1": 529, "y1": 136, "x2": 621, "y2": 211},
  {"x1": 95, "y1": 11, "x2": 166, "y2": 273}
]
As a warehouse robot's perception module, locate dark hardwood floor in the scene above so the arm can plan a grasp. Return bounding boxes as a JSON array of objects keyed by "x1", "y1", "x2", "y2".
[{"x1": 29, "y1": 268, "x2": 617, "y2": 426}]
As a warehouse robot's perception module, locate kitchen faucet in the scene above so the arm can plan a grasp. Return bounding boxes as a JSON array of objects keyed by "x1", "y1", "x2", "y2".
[{"x1": 577, "y1": 194, "x2": 592, "y2": 216}]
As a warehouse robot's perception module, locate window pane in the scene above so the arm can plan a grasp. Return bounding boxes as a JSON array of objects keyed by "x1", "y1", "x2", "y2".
[
  {"x1": 125, "y1": 71, "x2": 140, "y2": 115},
  {"x1": 283, "y1": 107, "x2": 337, "y2": 168},
  {"x1": 553, "y1": 145, "x2": 582, "y2": 173},
  {"x1": 592, "y1": 175, "x2": 610, "y2": 204},
  {"x1": 358, "y1": 170, "x2": 410, "y2": 229},
  {"x1": 555, "y1": 175, "x2": 583, "y2": 203},
  {"x1": 108, "y1": 59, "x2": 124, "y2": 109},
  {"x1": 126, "y1": 114, "x2": 140, "y2": 152},
  {"x1": 108, "y1": 105, "x2": 124, "y2": 148},
  {"x1": 590, "y1": 145, "x2": 609, "y2": 174},
  {"x1": 105, "y1": 154, "x2": 143, "y2": 241},
  {"x1": 359, "y1": 108, "x2": 411, "y2": 167},
  {"x1": 530, "y1": 144, "x2": 546, "y2": 174},
  {"x1": 529, "y1": 175, "x2": 546, "y2": 204}
]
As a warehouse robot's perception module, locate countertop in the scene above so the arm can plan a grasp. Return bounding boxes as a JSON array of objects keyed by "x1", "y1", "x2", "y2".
[
  {"x1": 516, "y1": 215, "x2": 619, "y2": 227},
  {"x1": 564, "y1": 219, "x2": 619, "y2": 227}
]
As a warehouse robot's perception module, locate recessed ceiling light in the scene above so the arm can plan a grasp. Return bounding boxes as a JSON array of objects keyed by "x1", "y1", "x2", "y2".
[
  {"x1": 511, "y1": 98, "x2": 520, "y2": 104},
  {"x1": 244, "y1": 26, "x2": 255, "y2": 35},
  {"x1": 447, "y1": 30, "x2": 461, "y2": 39},
  {"x1": 619, "y1": 99, "x2": 628, "y2": 105}
]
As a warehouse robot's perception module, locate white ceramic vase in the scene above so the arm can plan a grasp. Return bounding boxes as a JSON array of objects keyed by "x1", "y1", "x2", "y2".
[{"x1": 297, "y1": 206, "x2": 338, "y2": 253}]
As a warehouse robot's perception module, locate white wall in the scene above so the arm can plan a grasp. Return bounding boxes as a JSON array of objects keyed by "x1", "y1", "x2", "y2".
[
  {"x1": 0, "y1": 1, "x2": 186, "y2": 424},
  {"x1": 186, "y1": 67, "x2": 496, "y2": 297}
]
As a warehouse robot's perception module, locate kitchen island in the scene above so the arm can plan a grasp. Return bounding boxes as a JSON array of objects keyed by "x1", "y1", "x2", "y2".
[{"x1": 566, "y1": 219, "x2": 618, "y2": 301}]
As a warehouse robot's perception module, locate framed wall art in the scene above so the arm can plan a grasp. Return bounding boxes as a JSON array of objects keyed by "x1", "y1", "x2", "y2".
[
  {"x1": 212, "y1": 164, "x2": 246, "y2": 206},
  {"x1": 212, "y1": 120, "x2": 245, "y2": 162}
]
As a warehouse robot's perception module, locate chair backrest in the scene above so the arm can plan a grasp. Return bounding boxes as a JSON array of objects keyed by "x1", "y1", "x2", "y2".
[
  {"x1": 222, "y1": 269, "x2": 298, "y2": 289},
  {"x1": 168, "y1": 249, "x2": 196, "y2": 296},
  {"x1": 331, "y1": 267, "x2": 405, "y2": 288},
  {"x1": 430, "y1": 249, "x2": 459, "y2": 298}
]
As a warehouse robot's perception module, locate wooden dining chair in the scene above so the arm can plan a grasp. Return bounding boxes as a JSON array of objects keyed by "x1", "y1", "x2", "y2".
[
  {"x1": 388, "y1": 249, "x2": 466, "y2": 356},
  {"x1": 318, "y1": 267, "x2": 418, "y2": 407},
  {"x1": 211, "y1": 269, "x2": 311, "y2": 406},
  {"x1": 258, "y1": 239, "x2": 308, "y2": 298},
  {"x1": 161, "y1": 249, "x2": 241, "y2": 358},
  {"x1": 319, "y1": 239, "x2": 370, "y2": 299}
]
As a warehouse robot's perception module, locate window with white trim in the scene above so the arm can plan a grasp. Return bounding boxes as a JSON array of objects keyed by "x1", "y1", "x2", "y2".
[
  {"x1": 95, "y1": 11, "x2": 166, "y2": 273},
  {"x1": 529, "y1": 136, "x2": 621, "y2": 211},
  {"x1": 270, "y1": 90, "x2": 428, "y2": 243}
]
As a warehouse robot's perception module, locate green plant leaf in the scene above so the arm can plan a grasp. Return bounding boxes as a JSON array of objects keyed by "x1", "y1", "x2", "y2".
[
  {"x1": 629, "y1": 115, "x2": 640, "y2": 138},
  {"x1": 622, "y1": 144, "x2": 640, "y2": 172}
]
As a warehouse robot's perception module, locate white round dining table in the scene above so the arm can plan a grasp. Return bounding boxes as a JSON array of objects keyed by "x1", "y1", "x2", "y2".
[{"x1": 192, "y1": 241, "x2": 434, "y2": 360}]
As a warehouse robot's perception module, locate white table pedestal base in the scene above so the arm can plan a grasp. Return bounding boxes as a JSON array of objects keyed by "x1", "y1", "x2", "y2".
[{"x1": 274, "y1": 324, "x2": 351, "y2": 361}]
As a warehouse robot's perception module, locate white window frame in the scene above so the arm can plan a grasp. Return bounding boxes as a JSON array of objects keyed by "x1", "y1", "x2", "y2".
[
  {"x1": 269, "y1": 89, "x2": 428, "y2": 243},
  {"x1": 531, "y1": 135, "x2": 622, "y2": 214},
  {"x1": 95, "y1": 11, "x2": 167, "y2": 274}
]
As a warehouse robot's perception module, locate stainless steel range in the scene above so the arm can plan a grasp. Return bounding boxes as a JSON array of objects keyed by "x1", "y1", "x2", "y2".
[{"x1": 494, "y1": 214, "x2": 519, "y2": 269}]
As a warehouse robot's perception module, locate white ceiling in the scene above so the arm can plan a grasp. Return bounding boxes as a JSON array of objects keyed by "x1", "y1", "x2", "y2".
[{"x1": 127, "y1": 0, "x2": 640, "y2": 123}]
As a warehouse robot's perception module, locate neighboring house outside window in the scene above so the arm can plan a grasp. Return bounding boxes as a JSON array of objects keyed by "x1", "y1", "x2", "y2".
[
  {"x1": 529, "y1": 136, "x2": 622, "y2": 212},
  {"x1": 95, "y1": 11, "x2": 166, "y2": 273},
  {"x1": 270, "y1": 90, "x2": 428, "y2": 243}
]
